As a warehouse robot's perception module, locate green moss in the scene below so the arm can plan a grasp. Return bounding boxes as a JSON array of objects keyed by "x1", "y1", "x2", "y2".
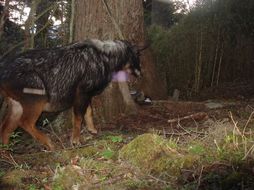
[
  {"x1": 17, "y1": 145, "x2": 100, "y2": 168},
  {"x1": 119, "y1": 133, "x2": 198, "y2": 175},
  {"x1": 80, "y1": 158, "x2": 111, "y2": 171},
  {"x1": 52, "y1": 158, "x2": 140, "y2": 189},
  {"x1": 61, "y1": 146, "x2": 99, "y2": 159},
  {"x1": 52, "y1": 165, "x2": 84, "y2": 189},
  {"x1": 1, "y1": 169, "x2": 29, "y2": 188}
]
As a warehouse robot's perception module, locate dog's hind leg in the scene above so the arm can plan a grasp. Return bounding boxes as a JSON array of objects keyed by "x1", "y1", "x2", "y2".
[
  {"x1": 1, "y1": 98, "x2": 23, "y2": 145},
  {"x1": 84, "y1": 104, "x2": 97, "y2": 135},
  {"x1": 19, "y1": 100, "x2": 54, "y2": 151}
]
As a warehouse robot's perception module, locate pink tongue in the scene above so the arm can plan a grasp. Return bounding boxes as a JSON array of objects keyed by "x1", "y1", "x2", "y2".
[{"x1": 112, "y1": 71, "x2": 129, "y2": 82}]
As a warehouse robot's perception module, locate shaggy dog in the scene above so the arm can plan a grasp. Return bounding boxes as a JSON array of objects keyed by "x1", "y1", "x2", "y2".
[{"x1": 0, "y1": 39, "x2": 141, "y2": 150}]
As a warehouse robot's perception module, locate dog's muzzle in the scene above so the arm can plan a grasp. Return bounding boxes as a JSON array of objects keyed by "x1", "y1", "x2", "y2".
[{"x1": 133, "y1": 69, "x2": 142, "y2": 78}]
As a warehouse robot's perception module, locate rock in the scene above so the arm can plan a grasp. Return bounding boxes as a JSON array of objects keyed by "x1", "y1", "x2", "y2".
[{"x1": 205, "y1": 101, "x2": 224, "y2": 109}]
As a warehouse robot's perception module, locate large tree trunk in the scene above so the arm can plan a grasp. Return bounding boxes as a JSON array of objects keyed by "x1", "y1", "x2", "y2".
[
  {"x1": 73, "y1": 0, "x2": 166, "y2": 124},
  {"x1": 74, "y1": 0, "x2": 138, "y2": 123}
]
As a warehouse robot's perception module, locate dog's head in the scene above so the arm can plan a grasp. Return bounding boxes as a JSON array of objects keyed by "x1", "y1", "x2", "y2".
[{"x1": 123, "y1": 41, "x2": 149, "y2": 78}]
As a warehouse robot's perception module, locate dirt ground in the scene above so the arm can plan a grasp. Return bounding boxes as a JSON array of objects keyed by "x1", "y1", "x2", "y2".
[{"x1": 1, "y1": 83, "x2": 254, "y2": 189}]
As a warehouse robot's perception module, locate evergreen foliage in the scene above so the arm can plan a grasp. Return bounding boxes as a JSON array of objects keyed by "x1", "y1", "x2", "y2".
[{"x1": 148, "y1": 0, "x2": 254, "y2": 97}]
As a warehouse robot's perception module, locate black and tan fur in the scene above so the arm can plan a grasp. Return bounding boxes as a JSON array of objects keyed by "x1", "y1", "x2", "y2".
[{"x1": 0, "y1": 39, "x2": 141, "y2": 150}]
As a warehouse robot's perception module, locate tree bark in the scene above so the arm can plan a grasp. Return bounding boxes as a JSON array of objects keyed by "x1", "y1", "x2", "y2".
[
  {"x1": 69, "y1": 0, "x2": 75, "y2": 43},
  {"x1": 211, "y1": 29, "x2": 220, "y2": 87},
  {"x1": 74, "y1": 0, "x2": 166, "y2": 124},
  {"x1": 216, "y1": 43, "x2": 224, "y2": 86},
  {"x1": 35, "y1": 0, "x2": 50, "y2": 48},
  {"x1": 0, "y1": 0, "x2": 10, "y2": 41},
  {"x1": 74, "y1": 0, "x2": 164, "y2": 123},
  {"x1": 194, "y1": 29, "x2": 203, "y2": 93},
  {"x1": 24, "y1": 0, "x2": 40, "y2": 49}
]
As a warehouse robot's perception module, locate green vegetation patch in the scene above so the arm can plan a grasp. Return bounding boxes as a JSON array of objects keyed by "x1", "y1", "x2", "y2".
[
  {"x1": 1, "y1": 169, "x2": 28, "y2": 187},
  {"x1": 52, "y1": 165, "x2": 84, "y2": 190},
  {"x1": 119, "y1": 133, "x2": 199, "y2": 175},
  {"x1": 0, "y1": 169, "x2": 43, "y2": 190},
  {"x1": 52, "y1": 158, "x2": 143, "y2": 190}
]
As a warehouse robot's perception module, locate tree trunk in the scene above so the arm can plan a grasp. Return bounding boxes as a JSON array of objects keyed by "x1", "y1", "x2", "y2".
[
  {"x1": 74, "y1": 0, "x2": 137, "y2": 123},
  {"x1": 0, "y1": 0, "x2": 10, "y2": 41},
  {"x1": 137, "y1": 49, "x2": 167, "y2": 99},
  {"x1": 24, "y1": 0, "x2": 40, "y2": 49},
  {"x1": 211, "y1": 29, "x2": 220, "y2": 87},
  {"x1": 216, "y1": 43, "x2": 224, "y2": 86},
  {"x1": 73, "y1": 0, "x2": 165, "y2": 123},
  {"x1": 35, "y1": 0, "x2": 50, "y2": 48},
  {"x1": 69, "y1": 0, "x2": 75, "y2": 43},
  {"x1": 194, "y1": 29, "x2": 203, "y2": 93}
]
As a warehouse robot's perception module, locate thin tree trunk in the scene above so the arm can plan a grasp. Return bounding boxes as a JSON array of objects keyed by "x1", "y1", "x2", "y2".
[
  {"x1": 216, "y1": 43, "x2": 224, "y2": 86},
  {"x1": 35, "y1": 0, "x2": 50, "y2": 48},
  {"x1": 0, "y1": 0, "x2": 10, "y2": 41},
  {"x1": 211, "y1": 30, "x2": 220, "y2": 87},
  {"x1": 69, "y1": 0, "x2": 75, "y2": 43},
  {"x1": 194, "y1": 29, "x2": 203, "y2": 93},
  {"x1": 24, "y1": 0, "x2": 40, "y2": 49},
  {"x1": 198, "y1": 30, "x2": 203, "y2": 91}
]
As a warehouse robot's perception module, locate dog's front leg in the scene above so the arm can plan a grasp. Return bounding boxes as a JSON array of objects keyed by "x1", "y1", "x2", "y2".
[
  {"x1": 71, "y1": 92, "x2": 91, "y2": 146},
  {"x1": 84, "y1": 104, "x2": 97, "y2": 135},
  {"x1": 71, "y1": 111, "x2": 82, "y2": 146}
]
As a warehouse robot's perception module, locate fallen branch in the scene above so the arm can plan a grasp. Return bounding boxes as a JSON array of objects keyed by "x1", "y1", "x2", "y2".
[{"x1": 168, "y1": 112, "x2": 208, "y2": 123}]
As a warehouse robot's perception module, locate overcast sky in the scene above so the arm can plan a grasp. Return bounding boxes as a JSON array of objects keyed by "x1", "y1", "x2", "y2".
[
  {"x1": 158, "y1": 0, "x2": 196, "y2": 5},
  {"x1": 185, "y1": 0, "x2": 196, "y2": 5},
  {"x1": 10, "y1": 0, "x2": 197, "y2": 26}
]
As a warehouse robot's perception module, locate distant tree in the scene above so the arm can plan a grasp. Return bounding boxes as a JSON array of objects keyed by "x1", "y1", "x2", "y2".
[
  {"x1": 149, "y1": 0, "x2": 254, "y2": 97},
  {"x1": 24, "y1": 0, "x2": 40, "y2": 49},
  {"x1": 0, "y1": 0, "x2": 10, "y2": 40},
  {"x1": 143, "y1": 0, "x2": 152, "y2": 26},
  {"x1": 34, "y1": 0, "x2": 51, "y2": 48},
  {"x1": 0, "y1": 1, "x2": 24, "y2": 57},
  {"x1": 144, "y1": 0, "x2": 187, "y2": 28}
]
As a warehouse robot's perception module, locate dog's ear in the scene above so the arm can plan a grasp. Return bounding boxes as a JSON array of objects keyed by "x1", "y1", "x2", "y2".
[
  {"x1": 132, "y1": 43, "x2": 150, "y2": 56},
  {"x1": 138, "y1": 43, "x2": 150, "y2": 52}
]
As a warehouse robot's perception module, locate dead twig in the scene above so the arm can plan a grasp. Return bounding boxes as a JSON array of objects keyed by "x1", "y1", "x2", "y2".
[
  {"x1": 0, "y1": 153, "x2": 23, "y2": 169},
  {"x1": 196, "y1": 165, "x2": 204, "y2": 190},
  {"x1": 168, "y1": 112, "x2": 208, "y2": 124},
  {"x1": 48, "y1": 123, "x2": 66, "y2": 149},
  {"x1": 0, "y1": 158, "x2": 15, "y2": 166},
  {"x1": 243, "y1": 111, "x2": 254, "y2": 134},
  {"x1": 42, "y1": 124, "x2": 66, "y2": 149},
  {"x1": 90, "y1": 173, "x2": 126, "y2": 188},
  {"x1": 148, "y1": 174, "x2": 171, "y2": 185}
]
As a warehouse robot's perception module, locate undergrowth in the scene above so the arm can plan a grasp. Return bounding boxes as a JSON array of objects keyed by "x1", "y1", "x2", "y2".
[{"x1": 1, "y1": 112, "x2": 254, "y2": 189}]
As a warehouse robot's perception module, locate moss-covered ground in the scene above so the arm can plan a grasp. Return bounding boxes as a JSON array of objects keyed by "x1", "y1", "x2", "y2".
[{"x1": 1, "y1": 99, "x2": 254, "y2": 189}]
